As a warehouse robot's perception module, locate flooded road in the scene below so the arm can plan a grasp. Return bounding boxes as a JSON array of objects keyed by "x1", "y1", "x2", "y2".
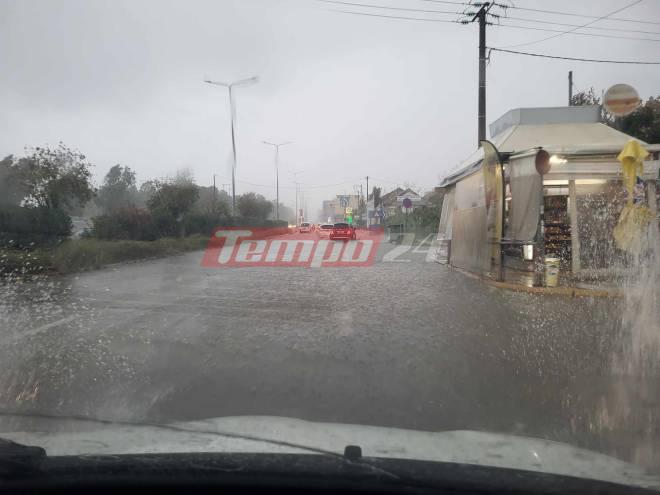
[{"x1": 1, "y1": 245, "x2": 659, "y2": 468}]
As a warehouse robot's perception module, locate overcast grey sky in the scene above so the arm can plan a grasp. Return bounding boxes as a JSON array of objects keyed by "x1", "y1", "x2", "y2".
[{"x1": 1, "y1": 0, "x2": 659, "y2": 217}]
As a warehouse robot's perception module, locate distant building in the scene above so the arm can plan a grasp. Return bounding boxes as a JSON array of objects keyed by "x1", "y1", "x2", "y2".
[
  {"x1": 322, "y1": 195, "x2": 360, "y2": 222},
  {"x1": 380, "y1": 187, "x2": 424, "y2": 217},
  {"x1": 321, "y1": 200, "x2": 336, "y2": 223}
]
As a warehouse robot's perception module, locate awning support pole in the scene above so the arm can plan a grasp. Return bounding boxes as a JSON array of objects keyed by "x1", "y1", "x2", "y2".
[{"x1": 569, "y1": 180, "x2": 581, "y2": 272}]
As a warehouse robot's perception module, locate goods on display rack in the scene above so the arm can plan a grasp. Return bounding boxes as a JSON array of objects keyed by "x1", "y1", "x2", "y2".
[{"x1": 544, "y1": 195, "x2": 572, "y2": 263}]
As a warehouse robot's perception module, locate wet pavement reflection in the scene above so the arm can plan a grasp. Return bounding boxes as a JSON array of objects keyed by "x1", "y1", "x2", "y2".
[{"x1": 0, "y1": 245, "x2": 659, "y2": 469}]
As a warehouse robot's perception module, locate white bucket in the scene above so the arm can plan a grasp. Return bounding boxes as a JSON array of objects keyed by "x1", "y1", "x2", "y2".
[{"x1": 545, "y1": 257, "x2": 560, "y2": 287}]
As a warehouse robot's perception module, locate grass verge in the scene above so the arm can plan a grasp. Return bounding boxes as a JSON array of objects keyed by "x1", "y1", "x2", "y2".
[{"x1": 1, "y1": 235, "x2": 209, "y2": 276}]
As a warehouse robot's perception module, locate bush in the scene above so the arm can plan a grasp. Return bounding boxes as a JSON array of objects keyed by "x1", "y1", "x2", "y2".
[
  {"x1": 51, "y1": 235, "x2": 209, "y2": 273},
  {"x1": 0, "y1": 248, "x2": 53, "y2": 276},
  {"x1": 0, "y1": 206, "x2": 71, "y2": 249},
  {"x1": 184, "y1": 212, "x2": 231, "y2": 236},
  {"x1": 90, "y1": 206, "x2": 157, "y2": 241}
]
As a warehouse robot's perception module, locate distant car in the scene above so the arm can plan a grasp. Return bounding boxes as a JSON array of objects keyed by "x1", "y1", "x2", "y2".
[
  {"x1": 330, "y1": 222, "x2": 356, "y2": 241},
  {"x1": 299, "y1": 222, "x2": 313, "y2": 233},
  {"x1": 317, "y1": 223, "x2": 334, "y2": 238}
]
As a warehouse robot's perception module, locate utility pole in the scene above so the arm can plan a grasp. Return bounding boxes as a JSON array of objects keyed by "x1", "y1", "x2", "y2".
[
  {"x1": 365, "y1": 175, "x2": 369, "y2": 227},
  {"x1": 294, "y1": 182, "x2": 301, "y2": 227},
  {"x1": 262, "y1": 140, "x2": 292, "y2": 222},
  {"x1": 291, "y1": 170, "x2": 304, "y2": 227},
  {"x1": 470, "y1": 2, "x2": 493, "y2": 147},
  {"x1": 213, "y1": 174, "x2": 217, "y2": 211},
  {"x1": 568, "y1": 71, "x2": 573, "y2": 105}
]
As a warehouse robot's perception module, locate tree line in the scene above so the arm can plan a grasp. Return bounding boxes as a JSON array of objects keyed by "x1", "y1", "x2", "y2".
[
  {"x1": 570, "y1": 91, "x2": 660, "y2": 144},
  {"x1": 0, "y1": 143, "x2": 287, "y2": 249}
]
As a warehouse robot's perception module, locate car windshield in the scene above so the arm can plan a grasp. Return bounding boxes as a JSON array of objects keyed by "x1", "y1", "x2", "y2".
[{"x1": 1, "y1": 0, "x2": 660, "y2": 490}]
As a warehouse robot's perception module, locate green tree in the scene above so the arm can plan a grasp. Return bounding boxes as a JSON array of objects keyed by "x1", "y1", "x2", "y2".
[
  {"x1": 147, "y1": 179, "x2": 199, "y2": 237},
  {"x1": 237, "y1": 192, "x2": 273, "y2": 220},
  {"x1": 570, "y1": 87, "x2": 601, "y2": 107},
  {"x1": 269, "y1": 203, "x2": 295, "y2": 224},
  {"x1": 19, "y1": 143, "x2": 94, "y2": 210},
  {"x1": 0, "y1": 155, "x2": 28, "y2": 206},
  {"x1": 95, "y1": 164, "x2": 139, "y2": 213},
  {"x1": 195, "y1": 185, "x2": 231, "y2": 215},
  {"x1": 137, "y1": 180, "x2": 157, "y2": 206},
  {"x1": 571, "y1": 88, "x2": 660, "y2": 143},
  {"x1": 371, "y1": 186, "x2": 382, "y2": 207},
  {"x1": 619, "y1": 96, "x2": 660, "y2": 144}
]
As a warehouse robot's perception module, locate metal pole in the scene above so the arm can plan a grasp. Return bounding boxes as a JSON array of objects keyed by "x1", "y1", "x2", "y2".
[
  {"x1": 568, "y1": 71, "x2": 573, "y2": 105},
  {"x1": 275, "y1": 146, "x2": 280, "y2": 221},
  {"x1": 213, "y1": 174, "x2": 217, "y2": 212},
  {"x1": 366, "y1": 176, "x2": 369, "y2": 227},
  {"x1": 228, "y1": 85, "x2": 237, "y2": 215},
  {"x1": 295, "y1": 182, "x2": 299, "y2": 227},
  {"x1": 477, "y1": 5, "x2": 488, "y2": 147},
  {"x1": 205, "y1": 76, "x2": 258, "y2": 216}
]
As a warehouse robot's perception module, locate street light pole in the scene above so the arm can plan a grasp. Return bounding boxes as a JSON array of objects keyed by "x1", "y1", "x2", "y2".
[
  {"x1": 262, "y1": 140, "x2": 292, "y2": 222},
  {"x1": 205, "y1": 76, "x2": 259, "y2": 215},
  {"x1": 291, "y1": 170, "x2": 306, "y2": 226}
]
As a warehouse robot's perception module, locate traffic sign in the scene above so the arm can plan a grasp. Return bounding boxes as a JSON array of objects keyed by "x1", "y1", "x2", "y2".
[{"x1": 402, "y1": 198, "x2": 413, "y2": 209}]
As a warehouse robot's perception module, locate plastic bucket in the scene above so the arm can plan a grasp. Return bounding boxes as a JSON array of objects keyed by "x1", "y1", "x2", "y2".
[{"x1": 544, "y1": 257, "x2": 560, "y2": 287}]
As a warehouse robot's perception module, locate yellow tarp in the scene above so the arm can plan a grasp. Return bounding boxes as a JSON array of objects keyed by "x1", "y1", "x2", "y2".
[{"x1": 613, "y1": 140, "x2": 653, "y2": 253}]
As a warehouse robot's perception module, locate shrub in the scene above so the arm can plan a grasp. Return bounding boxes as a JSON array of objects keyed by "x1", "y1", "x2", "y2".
[
  {"x1": 0, "y1": 205, "x2": 71, "y2": 249},
  {"x1": 51, "y1": 235, "x2": 208, "y2": 273},
  {"x1": 90, "y1": 206, "x2": 157, "y2": 241},
  {"x1": 0, "y1": 248, "x2": 53, "y2": 275}
]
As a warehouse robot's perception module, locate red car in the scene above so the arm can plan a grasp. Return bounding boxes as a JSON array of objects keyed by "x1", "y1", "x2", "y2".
[{"x1": 330, "y1": 222, "x2": 356, "y2": 241}]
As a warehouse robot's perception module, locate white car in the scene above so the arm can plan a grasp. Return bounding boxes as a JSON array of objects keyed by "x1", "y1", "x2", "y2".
[
  {"x1": 299, "y1": 222, "x2": 313, "y2": 233},
  {"x1": 316, "y1": 223, "x2": 334, "y2": 238}
]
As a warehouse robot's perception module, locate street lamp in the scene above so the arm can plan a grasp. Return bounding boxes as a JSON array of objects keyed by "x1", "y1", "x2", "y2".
[
  {"x1": 205, "y1": 76, "x2": 259, "y2": 215},
  {"x1": 290, "y1": 170, "x2": 305, "y2": 227},
  {"x1": 262, "y1": 140, "x2": 292, "y2": 222}
]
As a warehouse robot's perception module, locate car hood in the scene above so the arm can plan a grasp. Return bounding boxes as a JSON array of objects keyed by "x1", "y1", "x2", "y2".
[{"x1": 2, "y1": 415, "x2": 659, "y2": 489}]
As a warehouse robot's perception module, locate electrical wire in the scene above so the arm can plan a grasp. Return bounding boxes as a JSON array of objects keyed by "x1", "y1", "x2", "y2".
[
  {"x1": 232, "y1": 176, "x2": 366, "y2": 191},
  {"x1": 327, "y1": 9, "x2": 461, "y2": 22},
  {"x1": 493, "y1": 21, "x2": 660, "y2": 42},
  {"x1": 498, "y1": 0, "x2": 644, "y2": 48},
  {"x1": 488, "y1": 47, "x2": 660, "y2": 64},
  {"x1": 316, "y1": 0, "x2": 460, "y2": 15},
  {"x1": 320, "y1": 0, "x2": 660, "y2": 34},
  {"x1": 498, "y1": 15, "x2": 660, "y2": 35},
  {"x1": 501, "y1": 3, "x2": 660, "y2": 26},
  {"x1": 326, "y1": 5, "x2": 660, "y2": 42},
  {"x1": 418, "y1": 0, "x2": 472, "y2": 6}
]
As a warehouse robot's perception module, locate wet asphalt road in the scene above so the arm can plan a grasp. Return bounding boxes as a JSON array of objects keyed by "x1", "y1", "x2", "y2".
[{"x1": 1, "y1": 238, "x2": 659, "y2": 467}]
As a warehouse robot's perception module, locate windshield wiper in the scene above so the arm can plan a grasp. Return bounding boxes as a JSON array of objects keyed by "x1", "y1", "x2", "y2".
[
  {"x1": 0, "y1": 411, "x2": 400, "y2": 480},
  {"x1": 0, "y1": 438, "x2": 46, "y2": 477}
]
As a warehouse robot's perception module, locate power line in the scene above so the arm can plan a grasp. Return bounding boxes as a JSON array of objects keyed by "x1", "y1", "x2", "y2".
[
  {"x1": 316, "y1": 0, "x2": 460, "y2": 15},
  {"x1": 419, "y1": 0, "x2": 472, "y2": 6},
  {"x1": 497, "y1": 15, "x2": 660, "y2": 36},
  {"x1": 327, "y1": 9, "x2": 461, "y2": 23},
  {"x1": 317, "y1": 0, "x2": 660, "y2": 35},
  {"x1": 488, "y1": 47, "x2": 660, "y2": 65},
  {"x1": 493, "y1": 21, "x2": 660, "y2": 43},
  {"x1": 502, "y1": 3, "x2": 660, "y2": 26},
  {"x1": 499, "y1": 0, "x2": 643, "y2": 48},
  {"x1": 327, "y1": 6, "x2": 660, "y2": 42}
]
